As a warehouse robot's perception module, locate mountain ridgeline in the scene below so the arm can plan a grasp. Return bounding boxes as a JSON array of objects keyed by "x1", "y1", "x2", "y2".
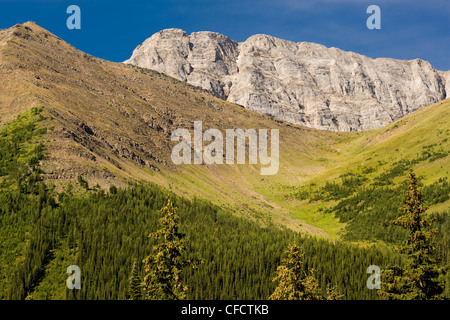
[{"x1": 126, "y1": 28, "x2": 449, "y2": 131}]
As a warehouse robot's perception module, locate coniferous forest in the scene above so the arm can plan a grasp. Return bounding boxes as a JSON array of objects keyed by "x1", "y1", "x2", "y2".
[{"x1": 0, "y1": 109, "x2": 448, "y2": 300}]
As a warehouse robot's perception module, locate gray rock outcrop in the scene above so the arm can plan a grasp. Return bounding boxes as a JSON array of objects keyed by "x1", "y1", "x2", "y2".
[{"x1": 125, "y1": 29, "x2": 448, "y2": 131}]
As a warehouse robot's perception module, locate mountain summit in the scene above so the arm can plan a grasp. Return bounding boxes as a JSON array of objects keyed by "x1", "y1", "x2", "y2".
[{"x1": 126, "y1": 29, "x2": 449, "y2": 131}]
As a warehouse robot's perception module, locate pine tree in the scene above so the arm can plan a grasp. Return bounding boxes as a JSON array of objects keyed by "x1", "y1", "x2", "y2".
[
  {"x1": 127, "y1": 261, "x2": 142, "y2": 300},
  {"x1": 269, "y1": 243, "x2": 327, "y2": 300},
  {"x1": 141, "y1": 198, "x2": 197, "y2": 300},
  {"x1": 380, "y1": 171, "x2": 447, "y2": 300}
]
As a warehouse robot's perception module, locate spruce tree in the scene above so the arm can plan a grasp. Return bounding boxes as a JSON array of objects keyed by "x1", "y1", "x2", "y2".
[
  {"x1": 141, "y1": 198, "x2": 197, "y2": 300},
  {"x1": 127, "y1": 261, "x2": 142, "y2": 300},
  {"x1": 269, "y1": 243, "x2": 331, "y2": 300},
  {"x1": 380, "y1": 171, "x2": 447, "y2": 300}
]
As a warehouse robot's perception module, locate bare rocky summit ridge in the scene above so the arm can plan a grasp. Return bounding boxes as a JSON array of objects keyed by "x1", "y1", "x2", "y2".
[
  {"x1": 126, "y1": 29, "x2": 449, "y2": 131},
  {"x1": 127, "y1": 28, "x2": 239, "y2": 100}
]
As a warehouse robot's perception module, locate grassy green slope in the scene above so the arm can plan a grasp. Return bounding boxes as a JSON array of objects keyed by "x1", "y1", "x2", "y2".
[
  {"x1": 162, "y1": 99, "x2": 449, "y2": 240},
  {"x1": 269, "y1": 98, "x2": 450, "y2": 240}
]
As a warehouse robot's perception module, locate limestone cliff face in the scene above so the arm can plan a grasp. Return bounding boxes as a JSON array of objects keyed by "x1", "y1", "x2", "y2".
[{"x1": 125, "y1": 29, "x2": 448, "y2": 131}]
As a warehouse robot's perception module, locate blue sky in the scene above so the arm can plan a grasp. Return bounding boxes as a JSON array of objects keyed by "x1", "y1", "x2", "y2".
[{"x1": 0, "y1": 0, "x2": 449, "y2": 70}]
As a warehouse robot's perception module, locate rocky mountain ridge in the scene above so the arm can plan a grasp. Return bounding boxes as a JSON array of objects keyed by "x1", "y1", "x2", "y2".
[{"x1": 126, "y1": 28, "x2": 449, "y2": 131}]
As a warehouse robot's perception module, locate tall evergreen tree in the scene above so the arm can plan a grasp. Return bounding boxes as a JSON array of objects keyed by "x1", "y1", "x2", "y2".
[
  {"x1": 380, "y1": 171, "x2": 447, "y2": 300},
  {"x1": 141, "y1": 198, "x2": 196, "y2": 300},
  {"x1": 127, "y1": 261, "x2": 142, "y2": 300},
  {"x1": 269, "y1": 243, "x2": 329, "y2": 300}
]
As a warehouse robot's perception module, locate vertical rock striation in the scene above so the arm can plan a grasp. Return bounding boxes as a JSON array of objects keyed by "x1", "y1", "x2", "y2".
[{"x1": 125, "y1": 29, "x2": 448, "y2": 131}]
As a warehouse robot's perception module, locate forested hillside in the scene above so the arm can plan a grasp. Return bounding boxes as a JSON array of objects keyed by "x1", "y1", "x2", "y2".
[{"x1": 0, "y1": 108, "x2": 417, "y2": 300}]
